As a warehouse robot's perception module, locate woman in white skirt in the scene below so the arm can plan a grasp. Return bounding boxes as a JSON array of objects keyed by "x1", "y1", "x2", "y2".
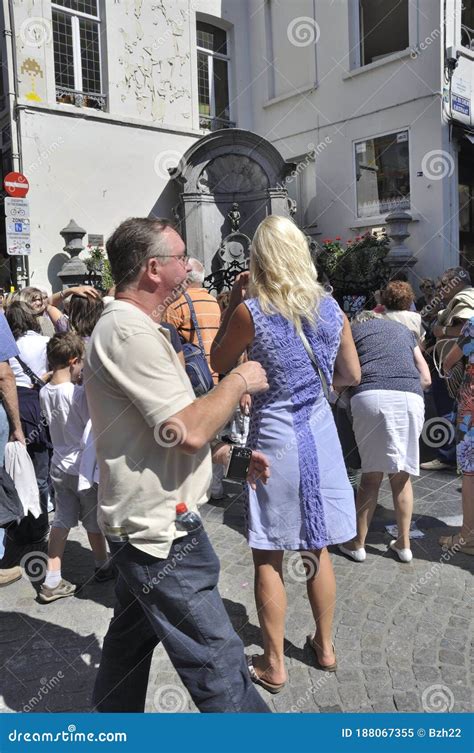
[{"x1": 339, "y1": 312, "x2": 431, "y2": 563}]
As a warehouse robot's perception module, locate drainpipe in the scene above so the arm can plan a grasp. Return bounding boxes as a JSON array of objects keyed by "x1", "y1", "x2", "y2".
[{"x1": 3, "y1": 0, "x2": 29, "y2": 286}]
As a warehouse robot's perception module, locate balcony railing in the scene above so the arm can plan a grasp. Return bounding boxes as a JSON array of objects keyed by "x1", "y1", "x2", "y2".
[
  {"x1": 199, "y1": 115, "x2": 236, "y2": 131},
  {"x1": 56, "y1": 87, "x2": 107, "y2": 112}
]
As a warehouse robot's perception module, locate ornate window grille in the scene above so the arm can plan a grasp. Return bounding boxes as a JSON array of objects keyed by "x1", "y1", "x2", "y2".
[
  {"x1": 197, "y1": 21, "x2": 232, "y2": 130},
  {"x1": 52, "y1": 1, "x2": 106, "y2": 111}
]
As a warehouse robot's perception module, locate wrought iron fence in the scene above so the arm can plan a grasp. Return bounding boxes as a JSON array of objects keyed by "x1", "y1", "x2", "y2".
[{"x1": 203, "y1": 260, "x2": 248, "y2": 295}]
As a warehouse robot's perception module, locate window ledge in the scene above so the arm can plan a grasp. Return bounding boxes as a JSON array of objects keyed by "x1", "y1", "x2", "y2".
[
  {"x1": 343, "y1": 49, "x2": 412, "y2": 80},
  {"x1": 350, "y1": 213, "x2": 419, "y2": 229},
  {"x1": 263, "y1": 83, "x2": 318, "y2": 108},
  {"x1": 16, "y1": 99, "x2": 204, "y2": 137}
]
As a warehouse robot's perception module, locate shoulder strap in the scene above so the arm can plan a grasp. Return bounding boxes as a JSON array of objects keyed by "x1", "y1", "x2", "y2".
[
  {"x1": 298, "y1": 329, "x2": 330, "y2": 401},
  {"x1": 15, "y1": 356, "x2": 45, "y2": 389},
  {"x1": 184, "y1": 292, "x2": 206, "y2": 355}
]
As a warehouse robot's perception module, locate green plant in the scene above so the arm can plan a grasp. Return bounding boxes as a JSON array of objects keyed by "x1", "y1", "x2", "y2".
[
  {"x1": 85, "y1": 246, "x2": 114, "y2": 292},
  {"x1": 316, "y1": 232, "x2": 391, "y2": 299}
]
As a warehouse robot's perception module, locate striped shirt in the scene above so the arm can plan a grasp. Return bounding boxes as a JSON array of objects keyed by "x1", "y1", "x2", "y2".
[{"x1": 164, "y1": 287, "x2": 221, "y2": 383}]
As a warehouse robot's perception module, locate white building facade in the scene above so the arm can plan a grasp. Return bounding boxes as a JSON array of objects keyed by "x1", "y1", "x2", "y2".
[{"x1": 0, "y1": 0, "x2": 472, "y2": 290}]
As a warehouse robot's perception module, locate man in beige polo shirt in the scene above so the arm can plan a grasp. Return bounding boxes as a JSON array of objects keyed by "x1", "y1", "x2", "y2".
[{"x1": 84, "y1": 217, "x2": 270, "y2": 713}]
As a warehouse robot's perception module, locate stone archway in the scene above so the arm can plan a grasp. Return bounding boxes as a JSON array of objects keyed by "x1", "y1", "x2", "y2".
[{"x1": 170, "y1": 129, "x2": 296, "y2": 280}]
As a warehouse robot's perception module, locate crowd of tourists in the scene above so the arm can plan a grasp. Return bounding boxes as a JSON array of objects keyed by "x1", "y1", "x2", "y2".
[{"x1": 0, "y1": 215, "x2": 472, "y2": 712}]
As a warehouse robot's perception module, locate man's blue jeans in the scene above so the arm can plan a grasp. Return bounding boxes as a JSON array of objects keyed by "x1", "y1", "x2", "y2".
[
  {"x1": 93, "y1": 525, "x2": 270, "y2": 713},
  {"x1": 0, "y1": 403, "x2": 9, "y2": 558}
]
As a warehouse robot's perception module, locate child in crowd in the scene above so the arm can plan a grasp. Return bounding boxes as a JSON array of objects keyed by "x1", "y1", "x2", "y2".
[{"x1": 38, "y1": 332, "x2": 113, "y2": 603}]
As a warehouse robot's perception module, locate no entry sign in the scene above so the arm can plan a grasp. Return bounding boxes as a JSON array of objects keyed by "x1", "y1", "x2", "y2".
[{"x1": 3, "y1": 171, "x2": 29, "y2": 198}]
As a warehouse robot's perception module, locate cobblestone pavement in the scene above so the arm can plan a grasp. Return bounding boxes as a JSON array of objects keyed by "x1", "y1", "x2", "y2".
[{"x1": 0, "y1": 470, "x2": 472, "y2": 714}]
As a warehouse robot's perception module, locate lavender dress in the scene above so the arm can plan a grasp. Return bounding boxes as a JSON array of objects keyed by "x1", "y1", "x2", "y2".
[{"x1": 244, "y1": 295, "x2": 356, "y2": 551}]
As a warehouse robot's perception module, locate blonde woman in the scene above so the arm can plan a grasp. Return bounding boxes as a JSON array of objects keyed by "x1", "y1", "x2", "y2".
[
  {"x1": 211, "y1": 216, "x2": 360, "y2": 693},
  {"x1": 16, "y1": 285, "x2": 100, "y2": 336}
]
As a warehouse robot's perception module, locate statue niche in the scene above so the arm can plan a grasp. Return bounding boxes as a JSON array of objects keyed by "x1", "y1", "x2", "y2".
[{"x1": 197, "y1": 155, "x2": 269, "y2": 194}]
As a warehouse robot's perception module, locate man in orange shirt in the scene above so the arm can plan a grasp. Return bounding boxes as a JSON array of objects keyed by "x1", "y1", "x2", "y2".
[{"x1": 164, "y1": 258, "x2": 221, "y2": 383}]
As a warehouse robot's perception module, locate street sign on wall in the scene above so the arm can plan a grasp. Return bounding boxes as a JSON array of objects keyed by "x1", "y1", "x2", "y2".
[
  {"x1": 4, "y1": 197, "x2": 31, "y2": 255},
  {"x1": 3, "y1": 171, "x2": 29, "y2": 198}
]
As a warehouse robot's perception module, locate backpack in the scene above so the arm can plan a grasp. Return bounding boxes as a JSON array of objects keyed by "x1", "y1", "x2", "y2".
[{"x1": 181, "y1": 292, "x2": 214, "y2": 397}]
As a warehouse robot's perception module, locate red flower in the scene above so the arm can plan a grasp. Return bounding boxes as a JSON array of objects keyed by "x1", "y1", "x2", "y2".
[{"x1": 335, "y1": 236, "x2": 341, "y2": 241}]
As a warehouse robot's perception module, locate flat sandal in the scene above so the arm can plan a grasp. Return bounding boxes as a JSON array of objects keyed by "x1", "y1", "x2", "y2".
[
  {"x1": 247, "y1": 655, "x2": 286, "y2": 694},
  {"x1": 306, "y1": 635, "x2": 337, "y2": 672},
  {"x1": 439, "y1": 533, "x2": 474, "y2": 555}
]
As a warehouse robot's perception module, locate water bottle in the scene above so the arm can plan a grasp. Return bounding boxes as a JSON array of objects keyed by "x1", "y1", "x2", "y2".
[{"x1": 175, "y1": 503, "x2": 201, "y2": 532}]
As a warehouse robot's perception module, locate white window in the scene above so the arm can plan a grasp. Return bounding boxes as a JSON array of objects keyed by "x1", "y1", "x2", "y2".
[
  {"x1": 355, "y1": 0, "x2": 409, "y2": 67},
  {"x1": 355, "y1": 130, "x2": 410, "y2": 217},
  {"x1": 197, "y1": 21, "x2": 232, "y2": 131},
  {"x1": 52, "y1": 0, "x2": 105, "y2": 110}
]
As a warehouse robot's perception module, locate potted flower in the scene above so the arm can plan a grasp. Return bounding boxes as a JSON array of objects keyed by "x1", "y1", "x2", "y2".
[
  {"x1": 315, "y1": 232, "x2": 391, "y2": 316},
  {"x1": 84, "y1": 246, "x2": 114, "y2": 292}
]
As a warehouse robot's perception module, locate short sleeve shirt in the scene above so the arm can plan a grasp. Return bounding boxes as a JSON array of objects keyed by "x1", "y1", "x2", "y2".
[
  {"x1": 0, "y1": 312, "x2": 18, "y2": 362},
  {"x1": 84, "y1": 300, "x2": 212, "y2": 558},
  {"x1": 351, "y1": 318, "x2": 423, "y2": 397}
]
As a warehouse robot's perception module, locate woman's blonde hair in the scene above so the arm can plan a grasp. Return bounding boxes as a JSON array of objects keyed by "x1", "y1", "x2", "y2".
[
  {"x1": 16, "y1": 287, "x2": 44, "y2": 307},
  {"x1": 249, "y1": 215, "x2": 325, "y2": 331}
]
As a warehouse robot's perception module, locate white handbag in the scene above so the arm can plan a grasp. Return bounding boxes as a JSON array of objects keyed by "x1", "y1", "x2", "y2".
[{"x1": 4, "y1": 441, "x2": 41, "y2": 519}]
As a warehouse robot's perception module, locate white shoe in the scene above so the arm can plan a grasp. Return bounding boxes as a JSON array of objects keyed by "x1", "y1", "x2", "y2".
[
  {"x1": 338, "y1": 544, "x2": 366, "y2": 562},
  {"x1": 420, "y1": 459, "x2": 455, "y2": 471},
  {"x1": 389, "y1": 540, "x2": 413, "y2": 562}
]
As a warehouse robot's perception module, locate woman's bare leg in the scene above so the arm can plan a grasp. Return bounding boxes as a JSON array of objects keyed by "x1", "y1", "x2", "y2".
[
  {"x1": 344, "y1": 471, "x2": 384, "y2": 549},
  {"x1": 251, "y1": 549, "x2": 287, "y2": 685},
  {"x1": 305, "y1": 548, "x2": 336, "y2": 666},
  {"x1": 389, "y1": 471, "x2": 413, "y2": 550}
]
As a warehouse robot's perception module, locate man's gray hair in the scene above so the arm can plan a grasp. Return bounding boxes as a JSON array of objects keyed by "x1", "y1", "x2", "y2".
[
  {"x1": 443, "y1": 266, "x2": 471, "y2": 284},
  {"x1": 187, "y1": 257, "x2": 205, "y2": 285},
  {"x1": 106, "y1": 217, "x2": 176, "y2": 291}
]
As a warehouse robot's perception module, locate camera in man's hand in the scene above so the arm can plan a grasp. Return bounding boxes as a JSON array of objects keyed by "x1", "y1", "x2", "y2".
[{"x1": 224, "y1": 445, "x2": 252, "y2": 482}]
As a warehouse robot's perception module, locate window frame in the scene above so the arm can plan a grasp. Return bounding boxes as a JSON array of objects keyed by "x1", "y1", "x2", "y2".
[
  {"x1": 196, "y1": 20, "x2": 232, "y2": 130},
  {"x1": 51, "y1": 1, "x2": 104, "y2": 105},
  {"x1": 456, "y1": 0, "x2": 474, "y2": 59},
  {"x1": 353, "y1": 128, "x2": 411, "y2": 219},
  {"x1": 349, "y1": 0, "x2": 411, "y2": 71}
]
